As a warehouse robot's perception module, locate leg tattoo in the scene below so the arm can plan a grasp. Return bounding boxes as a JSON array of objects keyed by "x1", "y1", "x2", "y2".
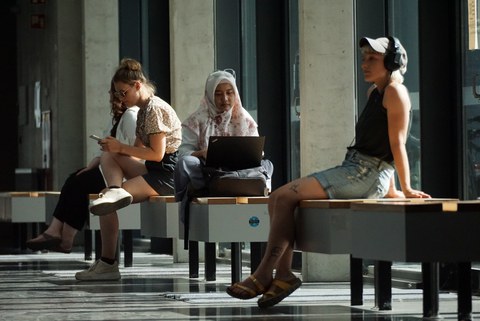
[{"x1": 289, "y1": 183, "x2": 300, "y2": 194}]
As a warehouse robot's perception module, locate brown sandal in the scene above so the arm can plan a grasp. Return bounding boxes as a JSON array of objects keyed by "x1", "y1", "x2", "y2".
[
  {"x1": 226, "y1": 275, "x2": 267, "y2": 300},
  {"x1": 257, "y1": 276, "x2": 302, "y2": 308}
]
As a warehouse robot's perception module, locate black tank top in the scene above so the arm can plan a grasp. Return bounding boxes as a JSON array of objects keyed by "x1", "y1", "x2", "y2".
[{"x1": 349, "y1": 88, "x2": 393, "y2": 163}]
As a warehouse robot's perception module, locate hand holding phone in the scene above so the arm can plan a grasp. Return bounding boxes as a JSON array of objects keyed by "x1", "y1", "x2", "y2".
[{"x1": 89, "y1": 134, "x2": 102, "y2": 141}]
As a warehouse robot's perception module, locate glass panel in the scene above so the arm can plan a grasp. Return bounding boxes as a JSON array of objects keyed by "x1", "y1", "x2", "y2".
[
  {"x1": 387, "y1": 0, "x2": 421, "y2": 189},
  {"x1": 241, "y1": 0, "x2": 258, "y2": 121},
  {"x1": 462, "y1": 0, "x2": 480, "y2": 199},
  {"x1": 289, "y1": 0, "x2": 301, "y2": 180}
]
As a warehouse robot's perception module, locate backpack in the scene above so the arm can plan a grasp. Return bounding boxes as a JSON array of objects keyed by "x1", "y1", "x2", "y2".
[
  {"x1": 182, "y1": 159, "x2": 273, "y2": 249},
  {"x1": 203, "y1": 160, "x2": 273, "y2": 196}
]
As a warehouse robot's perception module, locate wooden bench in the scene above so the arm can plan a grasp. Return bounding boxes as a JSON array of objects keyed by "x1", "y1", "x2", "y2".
[
  {"x1": 0, "y1": 192, "x2": 47, "y2": 223},
  {"x1": 88, "y1": 194, "x2": 141, "y2": 267},
  {"x1": 295, "y1": 199, "x2": 365, "y2": 306},
  {"x1": 0, "y1": 191, "x2": 55, "y2": 250},
  {"x1": 184, "y1": 196, "x2": 270, "y2": 283},
  {"x1": 350, "y1": 200, "x2": 479, "y2": 320},
  {"x1": 140, "y1": 195, "x2": 178, "y2": 239},
  {"x1": 295, "y1": 198, "x2": 462, "y2": 317}
]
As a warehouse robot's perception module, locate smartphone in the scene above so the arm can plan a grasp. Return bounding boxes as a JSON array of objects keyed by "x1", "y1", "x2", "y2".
[{"x1": 89, "y1": 134, "x2": 102, "y2": 141}]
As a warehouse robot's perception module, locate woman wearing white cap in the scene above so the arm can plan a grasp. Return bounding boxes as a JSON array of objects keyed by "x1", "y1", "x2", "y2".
[{"x1": 226, "y1": 36, "x2": 431, "y2": 308}]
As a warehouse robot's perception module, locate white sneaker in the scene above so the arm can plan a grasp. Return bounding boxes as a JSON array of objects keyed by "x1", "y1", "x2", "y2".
[
  {"x1": 75, "y1": 260, "x2": 121, "y2": 281},
  {"x1": 89, "y1": 188, "x2": 132, "y2": 216}
]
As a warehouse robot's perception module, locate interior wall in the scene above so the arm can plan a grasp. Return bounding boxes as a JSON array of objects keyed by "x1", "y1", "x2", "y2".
[
  {"x1": 299, "y1": 0, "x2": 356, "y2": 281},
  {"x1": 169, "y1": 0, "x2": 215, "y2": 121},
  {"x1": 16, "y1": 0, "x2": 67, "y2": 184},
  {"x1": 82, "y1": 0, "x2": 119, "y2": 170},
  {"x1": 15, "y1": 0, "x2": 118, "y2": 189}
]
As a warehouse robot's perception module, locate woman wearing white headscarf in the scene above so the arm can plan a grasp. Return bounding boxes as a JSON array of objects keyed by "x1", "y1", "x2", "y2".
[
  {"x1": 174, "y1": 70, "x2": 262, "y2": 222},
  {"x1": 179, "y1": 69, "x2": 258, "y2": 157}
]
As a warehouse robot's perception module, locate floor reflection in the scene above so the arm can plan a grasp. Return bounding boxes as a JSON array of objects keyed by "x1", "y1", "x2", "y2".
[{"x1": 0, "y1": 252, "x2": 475, "y2": 321}]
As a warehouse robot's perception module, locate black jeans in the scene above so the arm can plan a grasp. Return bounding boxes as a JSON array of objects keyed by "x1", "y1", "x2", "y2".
[{"x1": 52, "y1": 167, "x2": 105, "y2": 230}]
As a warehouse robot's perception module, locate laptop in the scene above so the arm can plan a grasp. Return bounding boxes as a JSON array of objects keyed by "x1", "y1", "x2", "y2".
[{"x1": 206, "y1": 136, "x2": 265, "y2": 170}]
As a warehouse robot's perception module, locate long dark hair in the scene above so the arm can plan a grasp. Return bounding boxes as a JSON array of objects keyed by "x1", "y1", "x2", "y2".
[{"x1": 109, "y1": 80, "x2": 128, "y2": 137}]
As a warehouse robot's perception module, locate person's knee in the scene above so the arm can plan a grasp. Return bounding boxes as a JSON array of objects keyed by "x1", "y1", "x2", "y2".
[
  {"x1": 183, "y1": 155, "x2": 201, "y2": 167},
  {"x1": 177, "y1": 156, "x2": 199, "y2": 172},
  {"x1": 269, "y1": 187, "x2": 296, "y2": 208}
]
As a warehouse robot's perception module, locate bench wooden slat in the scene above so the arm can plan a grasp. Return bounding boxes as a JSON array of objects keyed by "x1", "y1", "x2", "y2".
[
  {"x1": 351, "y1": 201, "x2": 443, "y2": 212},
  {"x1": 236, "y1": 196, "x2": 269, "y2": 204},
  {"x1": 193, "y1": 197, "x2": 238, "y2": 204},
  {"x1": 1, "y1": 191, "x2": 42, "y2": 197},
  {"x1": 299, "y1": 199, "x2": 361, "y2": 209},
  {"x1": 456, "y1": 200, "x2": 480, "y2": 212},
  {"x1": 148, "y1": 195, "x2": 176, "y2": 203}
]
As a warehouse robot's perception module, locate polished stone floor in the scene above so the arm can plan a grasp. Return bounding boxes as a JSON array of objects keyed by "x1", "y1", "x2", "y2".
[{"x1": 0, "y1": 251, "x2": 478, "y2": 320}]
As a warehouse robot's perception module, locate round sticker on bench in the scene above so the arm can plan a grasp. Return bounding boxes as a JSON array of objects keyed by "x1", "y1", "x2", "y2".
[{"x1": 249, "y1": 216, "x2": 260, "y2": 227}]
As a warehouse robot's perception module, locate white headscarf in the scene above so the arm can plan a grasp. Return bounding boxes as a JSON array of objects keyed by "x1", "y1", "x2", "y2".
[{"x1": 182, "y1": 70, "x2": 259, "y2": 150}]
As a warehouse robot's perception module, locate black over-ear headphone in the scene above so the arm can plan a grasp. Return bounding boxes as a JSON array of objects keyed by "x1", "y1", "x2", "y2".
[{"x1": 384, "y1": 36, "x2": 402, "y2": 72}]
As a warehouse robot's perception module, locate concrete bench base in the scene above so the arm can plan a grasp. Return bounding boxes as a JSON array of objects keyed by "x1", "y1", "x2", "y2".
[
  {"x1": 295, "y1": 199, "x2": 354, "y2": 254},
  {"x1": 0, "y1": 192, "x2": 47, "y2": 223},
  {"x1": 88, "y1": 194, "x2": 141, "y2": 267},
  {"x1": 140, "y1": 196, "x2": 178, "y2": 238},
  {"x1": 351, "y1": 200, "x2": 476, "y2": 320},
  {"x1": 185, "y1": 197, "x2": 269, "y2": 283}
]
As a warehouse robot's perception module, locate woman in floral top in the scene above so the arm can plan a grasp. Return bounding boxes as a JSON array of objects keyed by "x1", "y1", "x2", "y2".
[{"x1": 78, "y1": 58, "x2": 182, "y2": 281}]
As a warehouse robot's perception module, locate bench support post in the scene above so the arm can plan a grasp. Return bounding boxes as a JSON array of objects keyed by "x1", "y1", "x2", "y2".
[
  {"x1": 374, "y1": 260, "x2": 392, "y2": 310},
  {"x1": 457, "y1": 262, "x2": 472, "y2": 321},
  {"x1": 250, "y1": 242, "x2": 264, "y2": 274},
  {"x1": 189, "y1": 241, "x2": 199, "y2": 278},
  {"x1": 350, "y1": 256, "x2": 363, "y2": 306},
  {"x1": 422, "y1": 262, "x2": 441, "y2": 319},
  {"x1": 84, "y1": 230, "x2": 92, "y2": 260},
  {"x1": 20, "y1": 223, "x2": 28, "y2": 250},
  {"x1": 122, "y1": 230, "x2": 133, "y2": 267},
  {"x1": 231, "y1": 242, "x2": 242, "y2": 283},
  {"x1": 205, "y1": 242, "x2": 216, "y2": 281},
  {"x1": 94, "y1": 230, "x2": 101, "y2": 261}
]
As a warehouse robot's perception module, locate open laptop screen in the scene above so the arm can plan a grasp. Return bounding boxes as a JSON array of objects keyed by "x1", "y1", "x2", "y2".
[{"x1": 205, "y1": 136, "x2": 265, "y2": 170}]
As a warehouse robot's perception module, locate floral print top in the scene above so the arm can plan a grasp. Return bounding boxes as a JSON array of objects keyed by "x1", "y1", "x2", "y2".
[{"x1": 136, "y1": 96, "x2": 182, "y2": 154}]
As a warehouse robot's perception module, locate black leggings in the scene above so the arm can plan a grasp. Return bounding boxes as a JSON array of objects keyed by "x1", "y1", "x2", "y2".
[{"x1": 52, "y1": 167, "x2": 105, "y2": 230}]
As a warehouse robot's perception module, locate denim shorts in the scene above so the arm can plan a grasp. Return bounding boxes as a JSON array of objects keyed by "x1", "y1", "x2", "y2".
[{"x1": 309, "y1": 149, "x2": 395, "y2": 199}]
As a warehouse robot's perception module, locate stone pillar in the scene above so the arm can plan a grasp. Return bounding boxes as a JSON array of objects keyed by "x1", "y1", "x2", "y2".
[
  {"x1": 169, "y1": 0, "x2": 215, "y2": 261},
  {"x1": 83, "y1": 0, "x2": 120, "y2": 166},
  {"x1": 169, "y1": 0, "x2": 215, "y2": 121},
  {"x1": 299, "y1": 0, "x2": 356, "y2": 281}
]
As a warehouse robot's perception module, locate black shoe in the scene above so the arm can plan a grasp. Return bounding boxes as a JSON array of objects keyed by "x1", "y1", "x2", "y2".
[{"x1": 26, "y1": 233, "x2": 61, "y2": 251}]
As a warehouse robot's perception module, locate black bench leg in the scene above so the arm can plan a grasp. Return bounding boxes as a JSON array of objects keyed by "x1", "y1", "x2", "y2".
[
  {"x1": 189, "y1": 241, "x2": 199, "y2": 278},
  {"x1": 350, "y1": 256, "x2": 363, "y2": 306},
  {"x1": 122, "y1": 230, "x2": 133, "y2": 267},
  {"x1": 115, "y1": 235, "x2": 120, "y2": 264},
  {"x1": 458, "y1": 262, "x2": 472, "y2": 321},
  {"x1": 422, "y1": 262, "x2": 441, "y2": 319},
  {"x1": 250, "y1": 242, "x2": 264, "y2": 274},
  {"x1": 231, "y1": 242, "x2": 242, "y2": 284},
  {"x1": 205, "y1": 242, "x2": 216, "y2": 281},
  {"x1": 94, "y1": 230, "x2": 101, "y2": 261},
  {"x1": 374, "y1": 260, "x2": 392, "y2": 310},
  {"x1": 20, "y1": 223, "x2": 28, "y2": 251},
  {"x1": 84, "y1": 229, "x2": 92, "y2": 260}
]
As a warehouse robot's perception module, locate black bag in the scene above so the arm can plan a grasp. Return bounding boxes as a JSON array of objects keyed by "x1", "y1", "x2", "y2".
[
  {"x1": 183, "y1": 159, "x2": 273, "y2": 249},
  {"x1": 203, "y1": 159, "x2": 273, "y2": 197}
]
